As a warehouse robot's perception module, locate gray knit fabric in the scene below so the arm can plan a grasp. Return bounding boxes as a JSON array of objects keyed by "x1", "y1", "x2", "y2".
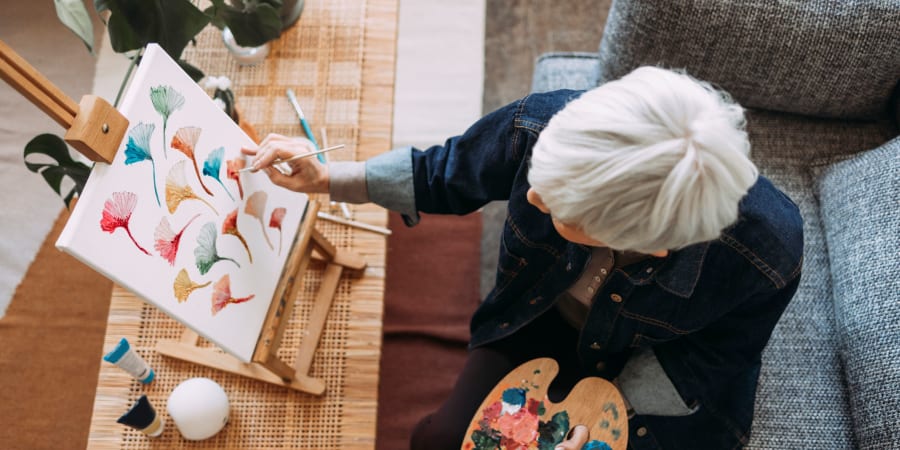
[
  {"x1": 817, "y1": 138, "x2": 900, "y2": 449},
  {"x1": 746, "y1": 161, "x2": 855, "y2": 449},
  {"x1": 531, "y1": 52, "x2": 601, "y2": 93},
  {"x1": 597, "y1": 0, "x2": 900, "y2": 120}
]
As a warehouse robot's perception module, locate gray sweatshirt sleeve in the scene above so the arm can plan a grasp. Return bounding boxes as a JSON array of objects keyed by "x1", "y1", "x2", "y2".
[{"x1": 328, "y1": 147, "x2": 419, "y2": 225}]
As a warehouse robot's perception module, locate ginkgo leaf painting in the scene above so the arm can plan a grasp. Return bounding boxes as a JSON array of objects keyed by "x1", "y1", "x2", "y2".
[
  {"x1": 203, "y1": 147, "x2": 236, "y2": 201},
  {"x1": 154, "y1": 214, "x2": 200, "y2": 265},
  {"x1": 194, "y1": 222, "x2": 240, "y2": 275},
  {"x1": 269, "y1": 207, "x2": 286, "y2": 255},
  {"x1": 211, "y1": 274, "x2": 255, "y2": 316},
  {"x1": 150, "y1": 85, "x2": 185, "y2": 159},
  {"x1": 245, "y1": 191, "x2": 274, "y2": 250},
  {"x1": 223, "y1": 209, "x2": 252, "y2": 263},
  {"x1": 56, "y1": 44, "x2": 310, "y2": 362},
  {"x1": 123, "y1": 122, "x2": 161, "y2": 206},
  {"x1": 173, "y1": 268, "x2": 210, "y2": 303},
  {"x1": 171, "y1": 126, "x2": 214, "y2": 196},
  {"x1": 99, "y1": 191, "x2": 150, "y2": 255},
  {"x1": 226, "y1": 158, "x2": 245, "y2": 199},
  {"x1": 165, "y1": 160, "x2": 218, "y2": 215}
]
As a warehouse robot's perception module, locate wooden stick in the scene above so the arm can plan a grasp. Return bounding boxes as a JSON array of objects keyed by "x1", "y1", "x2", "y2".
[
  {"x1": 0, "y1": 39, "x2": 78, "y2": 127},
  {"x1": 317, "y1": 211, "x2": 392, "y2": 236},
  {"x1": 293, "y1": 263, "x2": 343, "y2": 376}
]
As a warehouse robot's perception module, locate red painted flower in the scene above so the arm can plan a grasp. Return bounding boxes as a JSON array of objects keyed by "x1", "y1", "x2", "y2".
[
  {"x1": 100, "y1": 191, "x2": 150, "y2": 255},
  {"x1": 154, "y1": 214, "x2": 200, "y2": 265},
  {"x1": 222, "y1": 209, "x2": 252, "y2": 263},
  {"x1": 226, "y1": 158, "x2": 245, "y2": 199},
  {"x1": 269, "y1": 207, "x2": 286, "y2": 255}
]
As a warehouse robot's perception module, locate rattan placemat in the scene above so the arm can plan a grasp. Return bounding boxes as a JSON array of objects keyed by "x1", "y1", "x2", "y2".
[{"x1": 87, "y1": 0, "x2": 397, "y2": 448}]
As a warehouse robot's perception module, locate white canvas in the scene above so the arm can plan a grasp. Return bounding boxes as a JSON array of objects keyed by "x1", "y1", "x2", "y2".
[{"x1": 57, "y1": 44, "x2": 308, "y2": 362}]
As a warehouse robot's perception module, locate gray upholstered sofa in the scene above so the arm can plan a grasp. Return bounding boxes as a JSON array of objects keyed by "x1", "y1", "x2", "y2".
[{"x1": 530, "y1": 1, "x2": 900, "y2": 448}]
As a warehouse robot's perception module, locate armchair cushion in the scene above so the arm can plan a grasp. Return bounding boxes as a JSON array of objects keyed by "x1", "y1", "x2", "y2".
[
  {"x1": 531, "y1": 52, "x2": 600, "y2": 93},
  {"x1": 818, "y1": 137, "x2": 900, "y2": 449},
  {"x1": 597, "y1": 0, "x2": 900, "y2": 120}
]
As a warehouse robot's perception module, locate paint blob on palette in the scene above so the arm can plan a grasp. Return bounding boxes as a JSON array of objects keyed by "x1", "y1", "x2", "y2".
[
  {"x1": 462, "y1": 358, "x2": 627, "y2": 450},
  {"x1": 57, "y1": 44, "x2": 308, "y2": 362}
]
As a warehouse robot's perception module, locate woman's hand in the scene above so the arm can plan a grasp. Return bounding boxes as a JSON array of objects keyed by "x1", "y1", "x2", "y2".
[
  {"x1": 240, "y1": 133, "x2": 329, "y2": 193},
  {"x1": 555, "y1": 425, "x2": 589, "y2": 450}
]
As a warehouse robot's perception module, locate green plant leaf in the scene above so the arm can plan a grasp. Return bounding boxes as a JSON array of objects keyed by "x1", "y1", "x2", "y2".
[
  {"x1": 104, "y1": 0, "x2": 209, "y2": 59},
  {"x1": 55, "y1": 0, "x2": 95, "y2": 53},
  {"x1": 178, "y1": 59, "x2": 205, "y2": 82},
  {"x1": 222, "y1": 3, "x2": 282, "y2": 47},
  {"x1": 24, "y1": 134, "x2": 92, "y2": 207}
]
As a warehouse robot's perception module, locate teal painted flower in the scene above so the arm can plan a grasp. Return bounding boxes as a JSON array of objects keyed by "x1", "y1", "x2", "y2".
[
  {"x1": 150, "y1": 85, "x2": 185, "y2": 159},
  {"x1": 203, "y1": 147, "x2": 235, "y2": 201},
  {"x1": 124, "y1": 122, "x2": 160, "y2": 206},
  {"x1": 194, "y1": 222, "x2": 240, "y2": 275}
]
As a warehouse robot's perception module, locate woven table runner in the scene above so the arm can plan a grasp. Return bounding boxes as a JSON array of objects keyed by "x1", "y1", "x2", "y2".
[{"x1": 87, "y1": 1, "x2": 397, "y2": 448}]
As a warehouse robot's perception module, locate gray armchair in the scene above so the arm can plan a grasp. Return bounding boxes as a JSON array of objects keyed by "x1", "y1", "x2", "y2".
[{"x1": 530, "y1": 1, "x2": 900, "y2": 448}]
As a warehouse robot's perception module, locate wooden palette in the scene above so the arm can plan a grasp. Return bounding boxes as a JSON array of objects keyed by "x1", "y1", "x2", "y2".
[{"x1": 461, "y1": 358, "x2": 628, "y2": 450}]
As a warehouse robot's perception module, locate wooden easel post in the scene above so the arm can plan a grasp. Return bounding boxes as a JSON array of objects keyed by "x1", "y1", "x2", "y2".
[
  {"x1": 0, "y1": 39, "x2": 368, "y2": 396},
  {"x1": 0, "y1": 39, "x2": 126, "y2": 163}
]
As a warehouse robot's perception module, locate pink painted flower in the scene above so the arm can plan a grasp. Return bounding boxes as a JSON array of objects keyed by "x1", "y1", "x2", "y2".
[{"x1": 211, "y1": 274, "x2": 255, "y2": 315}]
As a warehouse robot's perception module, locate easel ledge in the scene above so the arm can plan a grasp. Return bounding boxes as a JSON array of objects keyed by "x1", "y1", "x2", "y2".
[{"x1": 0, "y1": 40, "x2": 368, "y2": 396}]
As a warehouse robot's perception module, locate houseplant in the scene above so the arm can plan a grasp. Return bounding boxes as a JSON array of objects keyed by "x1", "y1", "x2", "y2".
[{"x1": 26, "y1": 0, "x2": 286, "y2": 206}]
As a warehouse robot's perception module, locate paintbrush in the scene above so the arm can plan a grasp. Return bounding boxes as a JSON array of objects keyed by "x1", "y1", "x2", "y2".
[{"x1": 239, "y1": 144, "x2": 345, "y2": 173}]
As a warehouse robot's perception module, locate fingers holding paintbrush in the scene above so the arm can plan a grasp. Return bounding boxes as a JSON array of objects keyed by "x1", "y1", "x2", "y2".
[{"x1": 240, "y1": 133, "x2": 337, "y2": 193}]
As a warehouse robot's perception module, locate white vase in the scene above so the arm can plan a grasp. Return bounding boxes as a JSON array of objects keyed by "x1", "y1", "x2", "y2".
[{"x1": 222, "y1": 27, "x2": 270, "y2": 66}]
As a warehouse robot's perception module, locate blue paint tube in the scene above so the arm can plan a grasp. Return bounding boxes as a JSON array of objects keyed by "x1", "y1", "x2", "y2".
[
  {"x1": 103, "y1": 337, "x2": 155, "y2": 383},
  {"x1": 117, "y1": 395, "x2": 165, "y2": 437}
]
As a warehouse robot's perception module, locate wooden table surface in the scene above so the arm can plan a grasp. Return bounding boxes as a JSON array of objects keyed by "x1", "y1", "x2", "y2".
[{"x1": 86, "y1": 1, "x2": 398, "y2": 448}]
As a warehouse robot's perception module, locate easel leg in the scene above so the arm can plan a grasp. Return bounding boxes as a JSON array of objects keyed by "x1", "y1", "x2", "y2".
[{"x1": 294, "y1": 262, "x2": 343, "y2": 376}]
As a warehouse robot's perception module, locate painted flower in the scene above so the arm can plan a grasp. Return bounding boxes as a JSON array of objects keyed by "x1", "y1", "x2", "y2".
[
  {"x1": 245, "y1": 191, "x2": 274, "y2": 250},
  {"x1": 154, "y1": 214, "x2": 200, "y2": 265},
  {"x1": 203, "y1": 147, "x2": 235, "y2": 201},
  {"x1": 194, "y1": 222, "x2": 240, "y2": 275},
  {"x1": 100, "y1": 191, "x2": 150, "y2": 255},
  {"x1": 222, "y1": 209, "x2": 252, "y2": 263},
  {"x1": 171, "y1": 126, "x2": 214, "y2": 196},
  {"x1": 150, "y1": 85, "x2": 185, "y2": 158},
  {"x1": 173, "y1": 268, "x2": 210, "y2": 303},
  {"x1": 211, "y1": 274, "x2": 255, "y2": 315},
  {"x1": 226, "y1": 158, "x2": 246, "y2": 199},
  {"x1": 269, "y1": 207, "x2": 286, "y2": 255},
  {"x1": 165, "y1": 160, "x2": 218, "y2": 215},
  {"x1": 123, "y1": 122, "x2": 161, "y2": 206}
]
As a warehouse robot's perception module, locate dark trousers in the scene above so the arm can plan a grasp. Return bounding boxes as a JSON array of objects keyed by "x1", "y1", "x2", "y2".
[{"x1": 410, "y1": 308, "x2": 590, "y2": 450}]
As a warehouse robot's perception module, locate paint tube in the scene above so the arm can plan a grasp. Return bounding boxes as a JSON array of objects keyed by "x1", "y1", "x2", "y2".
[
  {"x1": 103, "y1": 337, "x2": 155, "y2": 383},
  {"x1": 117, "y1": 395, "x2": 165, "y2": 437}
]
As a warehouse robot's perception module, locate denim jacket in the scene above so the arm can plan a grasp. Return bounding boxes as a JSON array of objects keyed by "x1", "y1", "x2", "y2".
[{"x1": 331, "y1": 90, "x2": 804, "y2": 449}]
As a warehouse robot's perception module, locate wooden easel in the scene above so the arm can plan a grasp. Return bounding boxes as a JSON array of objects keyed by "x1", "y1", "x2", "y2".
[{"x1": 0, "y1": 39, "x2": 365, "y2": 395}]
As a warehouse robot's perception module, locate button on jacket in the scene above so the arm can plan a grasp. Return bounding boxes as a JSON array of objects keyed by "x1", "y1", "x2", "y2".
[{"x1": 329, "y1": 90, "x2": 804, "y2": 448}]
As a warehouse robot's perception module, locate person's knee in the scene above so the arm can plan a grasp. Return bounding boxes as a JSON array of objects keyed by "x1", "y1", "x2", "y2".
[{"x1": 410, "y1": 412, "x2": 466, "y2": 450}]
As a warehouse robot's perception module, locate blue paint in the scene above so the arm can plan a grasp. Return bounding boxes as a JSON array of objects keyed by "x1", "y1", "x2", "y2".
[
  {"x1": 103, "y1": 338, "x2": 131, "y2": 363},
  {"x1": 502, "y1": 387, "x2": 526, "y2": 406},
  {"x1": 582, "y1": 440, "x2": 612, "y2": 450}
]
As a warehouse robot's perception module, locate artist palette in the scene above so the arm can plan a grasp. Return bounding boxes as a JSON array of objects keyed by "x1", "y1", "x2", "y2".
[{"x1": 462, "y1": 358, "x2": 628, "y2": 450}]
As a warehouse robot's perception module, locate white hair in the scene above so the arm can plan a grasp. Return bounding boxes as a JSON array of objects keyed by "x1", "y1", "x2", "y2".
[{"x1": 528, "y1": 66, "x2": 758, "y2": 253}]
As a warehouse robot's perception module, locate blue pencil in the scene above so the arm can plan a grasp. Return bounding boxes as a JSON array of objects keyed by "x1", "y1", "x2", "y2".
[{"x1": 286, "y1": 89, "x2": 326, "y2": 163}]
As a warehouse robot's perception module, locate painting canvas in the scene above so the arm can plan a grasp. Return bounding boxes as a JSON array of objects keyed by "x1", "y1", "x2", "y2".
[{"x1": 57, "y1": 44, "x2": 309, "y2": 362}]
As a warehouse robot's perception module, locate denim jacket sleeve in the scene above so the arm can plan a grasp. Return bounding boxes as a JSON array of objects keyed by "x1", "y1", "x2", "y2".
[{"x1": 327, "y1": 99, "x2": 528, "y2": 226}]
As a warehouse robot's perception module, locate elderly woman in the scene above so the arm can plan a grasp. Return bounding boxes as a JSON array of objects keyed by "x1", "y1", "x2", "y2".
[{"x1": 244, "y1": 67, "x2": 803, "y2": 450}]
